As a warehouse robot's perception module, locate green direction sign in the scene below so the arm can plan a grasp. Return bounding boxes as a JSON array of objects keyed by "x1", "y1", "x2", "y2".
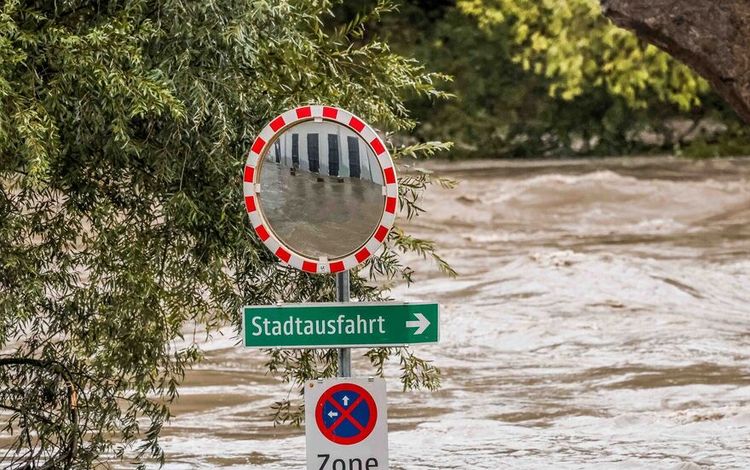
[{"x1": 243, "y1": 302, "x2": 439, "y2": 348}]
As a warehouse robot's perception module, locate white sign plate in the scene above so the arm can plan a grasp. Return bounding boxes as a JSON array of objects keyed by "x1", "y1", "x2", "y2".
[{"x1": 305, "y1": 377, "x2": 388, "y2": 470}]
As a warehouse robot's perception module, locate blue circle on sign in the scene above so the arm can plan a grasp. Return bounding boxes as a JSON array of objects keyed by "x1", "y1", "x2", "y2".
[{"x1": 315, "y1": 383, "x2": 377, "y2": 445}]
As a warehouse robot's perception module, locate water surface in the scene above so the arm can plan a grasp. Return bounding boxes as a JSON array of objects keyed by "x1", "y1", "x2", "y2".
[{"x1": 158, "y1": 156, "x2": 750, "y2": 469}]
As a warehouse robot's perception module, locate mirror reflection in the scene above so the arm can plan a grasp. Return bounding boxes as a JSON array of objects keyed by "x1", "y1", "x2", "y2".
[{"x1": 258, "y1": 120, "x2": 385, "y2": 259}]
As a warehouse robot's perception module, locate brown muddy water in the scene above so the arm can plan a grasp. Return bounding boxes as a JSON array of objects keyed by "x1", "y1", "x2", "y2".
[
  {"x1": 258, "y1": 161, "x2": 384, "y2": 259},
  {"x1": 153, "y1": 156, "x2": 750, "y2": 469}
]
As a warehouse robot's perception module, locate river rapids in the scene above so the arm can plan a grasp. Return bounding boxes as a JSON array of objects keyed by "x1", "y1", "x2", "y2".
[{"x1": 153, "y1": 156, "x2": 750, "y2": 469}]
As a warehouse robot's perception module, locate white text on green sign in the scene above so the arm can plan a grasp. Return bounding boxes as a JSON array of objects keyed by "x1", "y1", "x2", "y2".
[{"x1": 242, "y1": 302, "x2": 439, "y2": 348}]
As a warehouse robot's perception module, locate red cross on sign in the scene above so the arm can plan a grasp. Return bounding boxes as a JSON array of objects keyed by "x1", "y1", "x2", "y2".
[{"x1": 315, "y1": 382, "x2": 377, "y2": 445}]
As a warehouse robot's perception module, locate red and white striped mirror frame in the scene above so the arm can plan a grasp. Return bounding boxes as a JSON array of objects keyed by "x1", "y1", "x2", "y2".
[{"x1": 242, "y1": 105, "x2": 398, "y2": 274}]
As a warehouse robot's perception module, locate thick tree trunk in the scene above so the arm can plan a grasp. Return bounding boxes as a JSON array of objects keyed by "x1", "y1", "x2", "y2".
[{"x1": 600, "y1": 0, "x2": 750, "y2": 124}]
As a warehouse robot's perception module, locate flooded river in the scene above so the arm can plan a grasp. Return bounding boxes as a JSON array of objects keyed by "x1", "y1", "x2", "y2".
[{"x1": 158, "y1": 156, "x2": 750, "y2": 469}]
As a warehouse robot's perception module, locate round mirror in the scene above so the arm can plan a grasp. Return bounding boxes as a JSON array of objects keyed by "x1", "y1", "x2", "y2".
[
  {"x1": 243, "y1": 106, "x2": 398, "y2": 274},
  {"x1": 258, "y1": 120, "x2": 384, "y2": 259}
]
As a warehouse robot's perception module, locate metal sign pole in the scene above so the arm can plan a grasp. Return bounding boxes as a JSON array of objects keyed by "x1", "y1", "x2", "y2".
[{"x1": 335, "y1": 271, "x2": 351, "y2": 377}]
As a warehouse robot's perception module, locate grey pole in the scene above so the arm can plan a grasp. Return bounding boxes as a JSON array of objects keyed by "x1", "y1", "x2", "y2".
[{"x1": 335, "y1": 271, "x2": 351, "y2": 377}]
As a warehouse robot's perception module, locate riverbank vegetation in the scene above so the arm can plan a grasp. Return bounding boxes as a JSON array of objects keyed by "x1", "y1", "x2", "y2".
[{"x1": 346, "y1": 0, "x2": 750, "y2": 158}]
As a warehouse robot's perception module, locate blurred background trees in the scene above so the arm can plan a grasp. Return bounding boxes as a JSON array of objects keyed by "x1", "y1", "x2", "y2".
[
  {"x1": 341, "y1": 0, "x2": 750, "y2": 158},
  {"x1": 601, "y1": 0, "x2": 750, "y2": 127}
]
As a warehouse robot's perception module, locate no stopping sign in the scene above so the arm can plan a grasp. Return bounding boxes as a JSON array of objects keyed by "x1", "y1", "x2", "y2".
[
  {"x1": 305, "y1": 378, "x2": 388, "y2": 470},
  {"x1": 315, "y1": 382, "x2": 377, "y2": 445}
]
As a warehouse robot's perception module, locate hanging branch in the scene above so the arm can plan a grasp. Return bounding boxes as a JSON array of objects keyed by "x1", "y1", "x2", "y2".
[{"x1": 0, "y1": 357, "x2": 81, "y2": 469}]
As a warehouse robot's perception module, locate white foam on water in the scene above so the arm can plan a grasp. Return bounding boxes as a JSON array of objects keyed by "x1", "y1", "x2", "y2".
[{"x1": 148, "y1": 157, "x2": 750, "y2": 469}]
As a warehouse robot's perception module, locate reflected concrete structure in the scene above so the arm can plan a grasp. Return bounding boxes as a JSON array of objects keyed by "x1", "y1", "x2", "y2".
[
  {"x1": 258, "y1": 121, "x2": 385, "y2": 259},
  {"x1": 267, "y1": 121, "x2": 384, "y2": 185}
]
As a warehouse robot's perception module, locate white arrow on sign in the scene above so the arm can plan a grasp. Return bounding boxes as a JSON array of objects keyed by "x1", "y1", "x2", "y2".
[
  {"x1": 328, "y1": 411, "x2": 339, "y2": 419},
  {"x1": 342, "y1": 396, "x2": 350, "y2": 407},
  {"x1": 405, "y1": 312, "x2": 430, "y2": 335}
]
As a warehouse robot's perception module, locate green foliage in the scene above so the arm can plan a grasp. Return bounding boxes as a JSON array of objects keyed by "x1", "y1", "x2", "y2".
[
  {"x1": 372, "y1": 0, "x2": 750, "y2": 158},
  {"x1": 0, "y1": 0, "x2": 449, "y2": 466},
  {"x1": 681, "y1": 122, "x2": 750, "y2": 159},
  {"x1": 458, "y1": 0, "x2": 708, "y2": 109}
]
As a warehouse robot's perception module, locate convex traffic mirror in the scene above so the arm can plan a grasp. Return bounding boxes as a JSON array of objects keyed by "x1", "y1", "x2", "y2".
[{"x1": 243, "y1": 106, "x2": 398, "y2": 274}]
